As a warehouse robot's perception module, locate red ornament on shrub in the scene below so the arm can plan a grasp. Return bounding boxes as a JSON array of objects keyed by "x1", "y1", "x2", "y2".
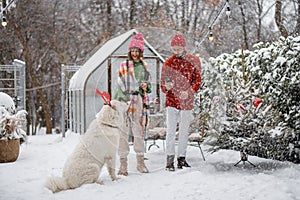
[
  {"x1": 234, "y1": 103, "x2": 245, "y2": 111},
  {"x1": 253, "y1": 98, "x2": 262, "y2": 107}
]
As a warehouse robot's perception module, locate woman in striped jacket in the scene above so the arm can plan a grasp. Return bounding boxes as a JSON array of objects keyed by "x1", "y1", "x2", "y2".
[{"x1": 114, "y1": 33, "x2": 151, "y2": 175}]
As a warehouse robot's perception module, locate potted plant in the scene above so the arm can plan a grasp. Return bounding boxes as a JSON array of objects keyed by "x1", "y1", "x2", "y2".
[{"x1": 0, "y1": 107, "x2": 27, "y2": 163}]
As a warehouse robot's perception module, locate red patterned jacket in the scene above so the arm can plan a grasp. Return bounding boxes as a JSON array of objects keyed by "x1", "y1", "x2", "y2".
[{"x1": 160, "y1": 54, "x2": 202, "y2": 110}]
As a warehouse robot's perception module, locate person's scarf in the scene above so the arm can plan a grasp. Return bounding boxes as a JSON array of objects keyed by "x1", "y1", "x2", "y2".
[{"x1": 117, "y1": 60, "x2": 151, "y2": 129}]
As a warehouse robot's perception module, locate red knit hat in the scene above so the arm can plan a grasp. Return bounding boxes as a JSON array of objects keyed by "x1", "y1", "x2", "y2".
[
  {"x1": 171, "y1": 34, "x2": 186, "y2": 47},
  {"x1": 128, "y1": 33, "x2": 144, "y2": 53}
]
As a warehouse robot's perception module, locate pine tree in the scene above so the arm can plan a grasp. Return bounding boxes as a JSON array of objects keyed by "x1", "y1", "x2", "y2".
[
  {"x1": 208, "y1": 48, "x2": 273, "y2": 154},
  {"x1": 193, "y1": 57, "x2": 227, "y2": 149},
  {"x1": 206, "y1": 36, "x2": 300, "y2": 163}
]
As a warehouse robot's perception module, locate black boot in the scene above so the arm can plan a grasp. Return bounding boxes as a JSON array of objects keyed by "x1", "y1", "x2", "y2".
[
  {"x1": 165, "y1": 155, "x2": 175, "y2": 171},
  {"x1": 177, "y1": 157, "x2": 191, "y2": 169}
]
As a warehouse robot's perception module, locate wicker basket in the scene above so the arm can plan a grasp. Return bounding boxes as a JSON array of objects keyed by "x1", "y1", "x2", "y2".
[{"x1": 0, "y1": 139, "x2": 20, "y2": 163}]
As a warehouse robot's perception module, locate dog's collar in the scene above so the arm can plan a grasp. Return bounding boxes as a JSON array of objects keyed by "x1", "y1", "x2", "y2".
[
  {"x1": 98, "y1": 120, "x2": 119, "y2": 128},
  {"x1": 103, "y1": 123, "x2": 119, "y2": 128}
]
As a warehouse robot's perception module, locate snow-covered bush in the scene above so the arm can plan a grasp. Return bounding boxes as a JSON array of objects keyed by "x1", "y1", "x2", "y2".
[
  {"x1": 0, "y1": 93, "x2": 27, "y2": 143},
  {"x1": 198, "y1": 35, "x2": 300, "y2": 163},
  {"x1": 0, "y1": 108, "x2": 28, "y2": 143}
]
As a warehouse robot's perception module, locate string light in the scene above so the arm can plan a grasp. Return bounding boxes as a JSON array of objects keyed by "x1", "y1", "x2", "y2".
[
  {"x1": 192, "y1": 0, "x2": 231, "y2": 53},
  {"x1": 2, "y1": 16, "x2": 7, "y2": 27},
  {"x1": 225, "y1": 0, "x2": 231, "y2": 19},
  {"x1": 1, "y1": 0, "x2": 18, "y2": 27},
  {"x1": 208, "y1": 27, "x2": 214, "y2": 41},
  {"x1": 226, "y1": 6, "x2": 231, "y2": 17},
  {"x1": 1, "y1": 11, "x2": 7, "y2": 27}
]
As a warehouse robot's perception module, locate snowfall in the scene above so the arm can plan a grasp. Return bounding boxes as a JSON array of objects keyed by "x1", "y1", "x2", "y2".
[{"x1": 0, "y1": 128, "x2": 299, "y2": 200}]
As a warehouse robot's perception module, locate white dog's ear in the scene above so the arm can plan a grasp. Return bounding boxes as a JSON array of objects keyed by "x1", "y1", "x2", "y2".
[{"x1": 96, "y1": 105, "x2": 122, "y2": 127}]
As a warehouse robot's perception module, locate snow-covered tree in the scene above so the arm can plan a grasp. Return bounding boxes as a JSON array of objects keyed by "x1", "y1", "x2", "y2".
[
  {"x1": 249, "y1": 35, "x2": 300, "y2": 163},
  {"x1": 193, "y1": 59, "x2": 227, "y2": 144},
  {"x1": 205, "y1": 35, "x2": 300, "y2": 163}
]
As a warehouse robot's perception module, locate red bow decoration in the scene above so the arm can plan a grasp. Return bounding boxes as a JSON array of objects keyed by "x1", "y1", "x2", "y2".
[
  {"x1": 234, "y1": 103, "x2": 245, "y2": 111},
  {"x1": 253, "y1": 98, "x2": 262, "y2": 107},
  {"x1": 95, "y1": 89, "x2": 111, "y2": 106}
]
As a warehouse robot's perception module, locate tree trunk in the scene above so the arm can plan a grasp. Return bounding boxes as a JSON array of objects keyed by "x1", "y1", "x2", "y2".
[
  {"x1": 275, "y1": 0, "x2": 288, "y2": 37},
  {"x1": 296, "y1": 0, "x2": 300, "y2": 34},
  {"x1": 192, "y1": 0, "x2": 200, "y2": 32},
  {"x1": 256, "y1": 0, "x2": 262, "y2": 41},
  {"x1": 12, "y1": 21, "x2": 53, "y2": 134},
  {"x1": 238, "y1": 0, "x2": 249, "y2": 49},
  {"x1": 129, "y1": 0, "x2": 135, "y2": 29},
  {"x1": 106, "y1": 0, "x2": 112, "y2": 38},
  {"x1": 181, "y1": 0, "x2": 186, "y2": 33}
]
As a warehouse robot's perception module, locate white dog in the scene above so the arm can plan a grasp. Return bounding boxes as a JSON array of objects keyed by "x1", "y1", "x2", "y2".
[{"x1": 45, "y1": 100, "x2": 129, "y2": 193}]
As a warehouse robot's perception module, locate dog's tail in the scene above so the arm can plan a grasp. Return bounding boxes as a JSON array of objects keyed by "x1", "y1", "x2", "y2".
[{"x1": 45, "y1": 176, "x2": 70, "y2": 193}]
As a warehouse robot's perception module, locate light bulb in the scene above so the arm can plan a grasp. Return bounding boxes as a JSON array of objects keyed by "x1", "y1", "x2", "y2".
[
  {"x1": 208, "y1": 32, "x2": 213, "y2": 41},
  {"x1": 226, "y1": 6, "x2": 231, "y2": 17},
  {"x1": 208, "y1": 27, "x2": 213, "y2": 41},
  {"x1": 2, "y1": 16, "x2": 7, "y2": 27}
]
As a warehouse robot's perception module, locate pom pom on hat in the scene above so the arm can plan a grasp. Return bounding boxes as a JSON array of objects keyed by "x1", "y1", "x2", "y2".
[
  {"x1": 171, "y1": 34, "x2": 186, "y2": 47},
  {"x1": 128, "y1": 33, "x2": 145, "y2": 53}
]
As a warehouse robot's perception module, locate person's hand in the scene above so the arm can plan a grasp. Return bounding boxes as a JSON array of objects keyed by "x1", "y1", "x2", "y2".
[
  {"x1": 140, "y1": 82, "x2": 148, "y2": 92},
  {"x1": 165, "y1": 82, "x2": 174, "y2": 91},
  {"x1": 179, "y1": 91, "x2": 188, "y2": 100}
]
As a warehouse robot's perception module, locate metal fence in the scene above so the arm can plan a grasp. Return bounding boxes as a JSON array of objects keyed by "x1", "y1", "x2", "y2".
[
  {"x1": 61, "y1": 64, "x2": 81, "y2": 137},
  {"x1": 0, "y1": 59, "x2": 26, "y2": 111}
]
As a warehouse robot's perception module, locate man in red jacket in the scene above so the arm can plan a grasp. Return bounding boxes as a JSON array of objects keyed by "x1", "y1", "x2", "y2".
[{"x1": 160, "y1": 34, "x2": 202, "y2": 171}]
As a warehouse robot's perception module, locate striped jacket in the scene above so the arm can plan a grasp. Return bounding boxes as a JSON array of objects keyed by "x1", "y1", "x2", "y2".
[
  {"x1": 114, "y1": 59, "x2": 151, "y2": 126},
  {"x1": 118, "y1": 60, "x2": 149, "y2": 94}
]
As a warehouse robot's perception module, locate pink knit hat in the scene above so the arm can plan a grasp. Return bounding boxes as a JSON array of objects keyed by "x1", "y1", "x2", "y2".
[
  {"x1": 128, "y1": 33, "x2": 145, "y2": 53},
  {"x1": 171, "y1": 34, "x2": 186, "y2": 47}
]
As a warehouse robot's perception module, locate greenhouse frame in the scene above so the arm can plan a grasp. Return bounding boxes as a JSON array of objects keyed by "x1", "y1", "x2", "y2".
[{"x1": 68, "y1": 29, "x2": 165, "y2": 134}]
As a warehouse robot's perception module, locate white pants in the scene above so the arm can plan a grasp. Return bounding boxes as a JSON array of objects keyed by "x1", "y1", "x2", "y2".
[{"x1": 166, "y1": 107, "x2": 192, "y2": 157}]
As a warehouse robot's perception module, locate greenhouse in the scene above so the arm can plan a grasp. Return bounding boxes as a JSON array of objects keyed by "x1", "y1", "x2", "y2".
[{"x1": 68, "y1": 29, "x2": 165, "y2": 134}]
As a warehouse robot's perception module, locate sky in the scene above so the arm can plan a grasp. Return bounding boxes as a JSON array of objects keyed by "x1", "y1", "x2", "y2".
[{"x1": 0, "y1": 130, "x2": 300, "y2": 200}]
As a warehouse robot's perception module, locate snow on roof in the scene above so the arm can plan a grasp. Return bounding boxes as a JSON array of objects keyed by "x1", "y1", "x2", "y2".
[{"x1": 69, "y1": 29, "x2": 164, "y2": 91}]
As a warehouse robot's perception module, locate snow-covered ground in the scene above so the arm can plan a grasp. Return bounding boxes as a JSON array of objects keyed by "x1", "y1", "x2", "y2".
[{"x1": 1, "y1": 130, "x2": 300, "y2": 200}]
